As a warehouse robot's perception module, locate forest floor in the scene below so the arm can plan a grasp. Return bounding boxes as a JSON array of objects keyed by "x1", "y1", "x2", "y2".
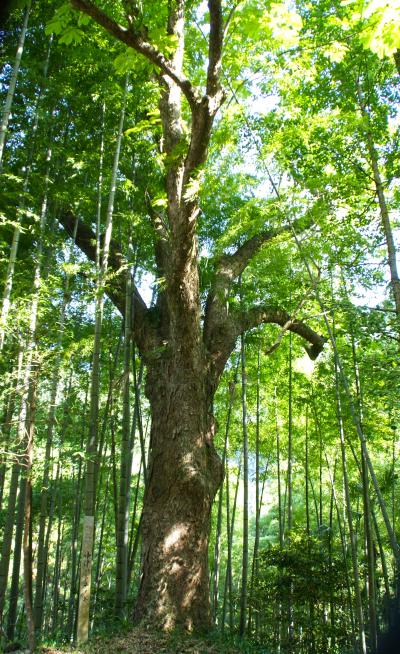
[{"x1": 33, "y1": 627, "x2": 250, "y2": 654}]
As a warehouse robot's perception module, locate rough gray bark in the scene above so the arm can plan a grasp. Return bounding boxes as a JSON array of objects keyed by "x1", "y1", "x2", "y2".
[
  {"x1": 132, "y1": 360, "x2": 223, "y2": 630},
  {"x1": 40, "y1": 467, "x2": 57, "y2": 637}
]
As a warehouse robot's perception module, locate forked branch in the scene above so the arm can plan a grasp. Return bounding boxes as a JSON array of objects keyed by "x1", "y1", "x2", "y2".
[
  {"x1": 70, "y1": 0, "x2": 199, "y2": 108},
  {"x1": 203, "y1": 217, "x2": 314, "y2": 346},
  {"x1": 182, "y1": 0, "x2": 225, "y2": 179},
  {"x1": 264, "y1": 289, "x2": 312, "y2": 355},
  {"x1": 215, "y1": 215, "x2": 314, "y2": 289},
  {"x1": 237, "y1": 306, "x2": 326, "y2": 360}
]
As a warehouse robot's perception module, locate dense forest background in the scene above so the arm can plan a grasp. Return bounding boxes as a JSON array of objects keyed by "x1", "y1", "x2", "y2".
[{"x1": 0, "y1": 1, "x2": 399, "y2": 653}]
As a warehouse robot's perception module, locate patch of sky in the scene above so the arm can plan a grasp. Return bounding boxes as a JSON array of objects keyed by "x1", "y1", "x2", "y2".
[{"x1": 136, "y1": 270, "x2": 155, "y2": 306}]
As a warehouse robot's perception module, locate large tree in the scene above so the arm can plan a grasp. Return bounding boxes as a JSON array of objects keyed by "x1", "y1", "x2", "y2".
[{"x1": 57, "y1": 0, "x2": 325, "y2": 631}]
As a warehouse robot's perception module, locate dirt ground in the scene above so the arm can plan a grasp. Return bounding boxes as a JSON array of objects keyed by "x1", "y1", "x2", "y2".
[{"x1": 35, "y1": 628, "x2": 242, "y2": 654}]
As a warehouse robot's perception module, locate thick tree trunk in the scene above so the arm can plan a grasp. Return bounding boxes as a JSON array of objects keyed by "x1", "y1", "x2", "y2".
[
  {"x1": 64, "y1": 1, "x2": 326, "y2": 636},
  {"x1": 134, "y1": 361, "x2": 223, "y2": 631}
]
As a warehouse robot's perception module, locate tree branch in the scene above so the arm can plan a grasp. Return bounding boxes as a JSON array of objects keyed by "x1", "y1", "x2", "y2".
[
  {"x1": 217, "y1": 215, "x2": 315, "y2": 284},
  {"x1": 70, "y1": 0, "x2": 199, "y2": 108},
  {"x1": 204, "y1": 299, "x2": 325, "y2": 395},
  {"x1": 207, "y1": 0, "x2": 223, "y2": 97},
  {"x1": 70, "y1": 0, "x2": 223, "y2": 186},
  {"x1": 394, "y1": 49, "x2": 400, "y2": 76},
  {"x1": 216, "y1": 226, "x2": 282, "y2": 280},
  {"x1": 182, "y1": 1, "x2": 225, "y2": 180},
  {"x1": 223, "y1": 1, "x2": 242, "y2": 41},
  {"x1": 264, "y1": 289, "x2": 312, "y2": 355},
  {"x1": 183, "y1": 97, "x2": 219, "y2": 178},
  {"x1": 59, "y1": 211, "x2": 157, "y2": 353},
  {"x1": 203, "y1": 227, "x2": 285, "y2": 347},
  {"x1": 203, "y1": 216, "x2": 315, "y2": 347},
  {"x1": 237, "y1": 306, "x2": 326, "y2": 360}
]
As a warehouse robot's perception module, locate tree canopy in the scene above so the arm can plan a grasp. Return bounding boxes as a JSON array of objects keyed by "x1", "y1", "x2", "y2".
[{"x1": 0, "y1": 1, "x2": 399, "y2": 653}]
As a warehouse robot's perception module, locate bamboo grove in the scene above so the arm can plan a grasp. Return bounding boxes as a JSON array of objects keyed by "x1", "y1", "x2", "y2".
[{"x1": 0, "y1": 1, "x2": 399, "y2": 653}]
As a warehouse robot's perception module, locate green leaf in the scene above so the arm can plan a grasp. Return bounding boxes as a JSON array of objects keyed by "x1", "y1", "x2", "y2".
[
  {"x1": 45, "y1": 3, "x2": 73, "y2": 36},
  {"x1": 59, "y1": 27, "x2": 84, "y2": 45}
]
